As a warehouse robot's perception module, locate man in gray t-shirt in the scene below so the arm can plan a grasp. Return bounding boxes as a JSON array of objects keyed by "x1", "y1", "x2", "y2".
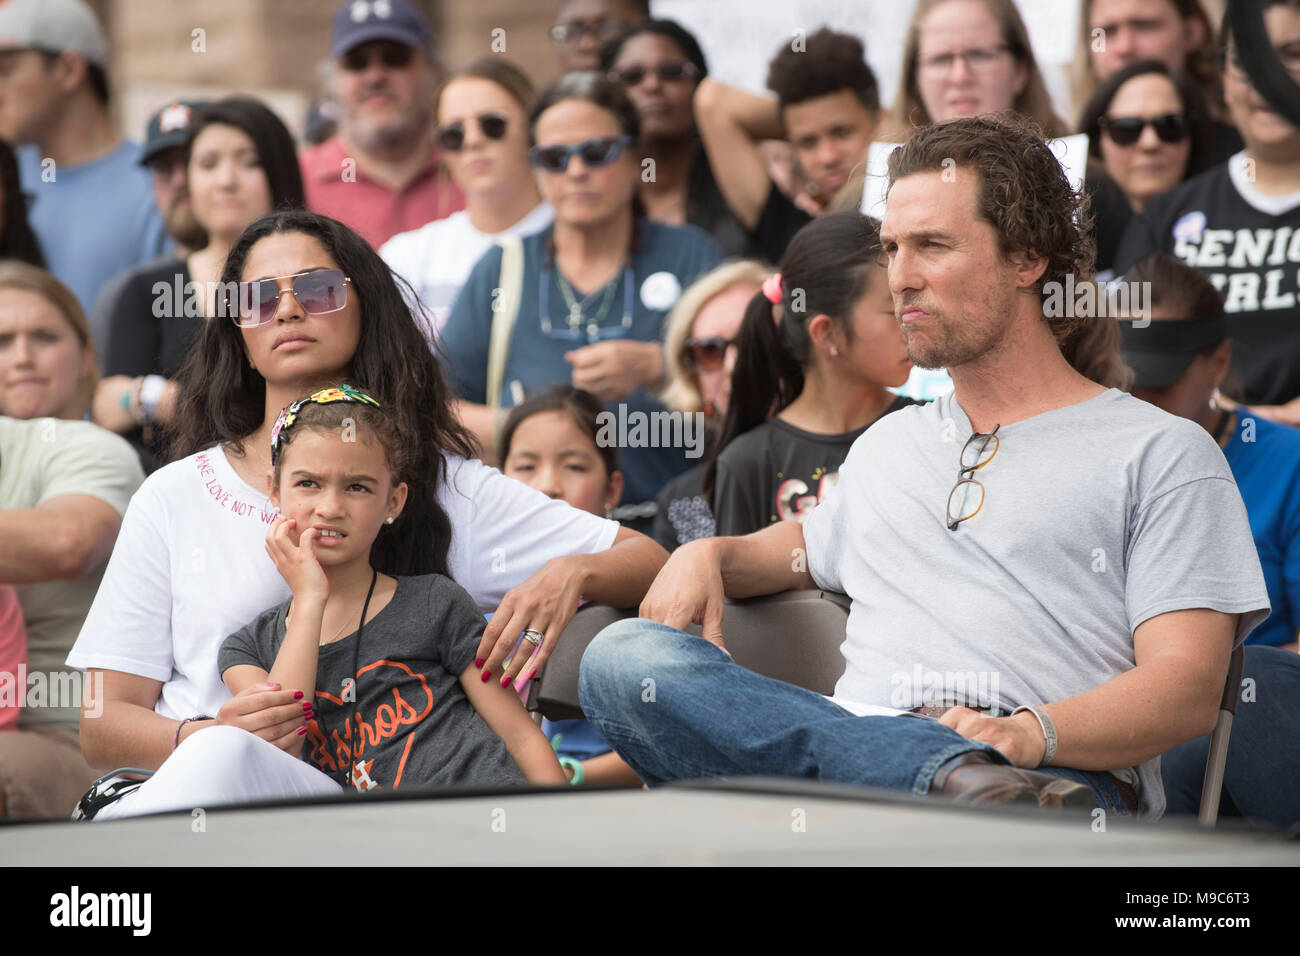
[{"x1": 576, "y1": 116, "x2": 1270, "y2": 820}]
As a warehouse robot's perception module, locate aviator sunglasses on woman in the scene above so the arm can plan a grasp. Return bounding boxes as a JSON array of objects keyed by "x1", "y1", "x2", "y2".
[{"x1": 226, "y1": 268, "x2": 353, "y2": 328}]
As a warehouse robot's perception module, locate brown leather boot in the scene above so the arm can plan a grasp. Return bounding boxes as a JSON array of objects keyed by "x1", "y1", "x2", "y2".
[{"x1": 930, "y1": 752, "x2": 1094, "y2": 811}]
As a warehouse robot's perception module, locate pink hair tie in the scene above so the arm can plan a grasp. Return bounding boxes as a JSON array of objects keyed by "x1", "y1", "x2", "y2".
[{"x1": 762, "y1": 273, "x2": 783, "y2": 304}]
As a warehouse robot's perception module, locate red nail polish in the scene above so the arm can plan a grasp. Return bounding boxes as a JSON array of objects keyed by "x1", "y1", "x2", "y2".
[
  {"x1": 297, "y1": 727, "x2": 307, "y2": 736},
  {"x1": 294, "y1": 691, "x2": 304, "y2": 700},
  {"x1": 481, "y1": 670, "x2": 492, "y2": 682},
  {"x1": 475, "y1": 658, "x2": 484, "y2": 668},
  {"x1": 501, "y1": 675, "x2": 512, "y2": 688},
  {"x1": 303, "y1": 702, "x2": 312, "y2": 711}
]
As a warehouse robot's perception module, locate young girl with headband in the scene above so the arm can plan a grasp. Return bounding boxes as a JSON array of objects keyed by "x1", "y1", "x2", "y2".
[{"x1": 218, "y1": 385, "x2": 566, "y2": 792}]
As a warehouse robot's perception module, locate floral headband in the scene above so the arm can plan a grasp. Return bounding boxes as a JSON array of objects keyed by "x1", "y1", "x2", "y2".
[{"x1": 270, "y1": 384, "x2": 382, "y2": 467}]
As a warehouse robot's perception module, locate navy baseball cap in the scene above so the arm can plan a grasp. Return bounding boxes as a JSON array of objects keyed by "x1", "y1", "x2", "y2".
[
  {"x1": 330, "y1": 0, "x2": 430, "y2": 58},
  {"x1": 139, "y1": 101, "x2": 207, "y2": 166}
]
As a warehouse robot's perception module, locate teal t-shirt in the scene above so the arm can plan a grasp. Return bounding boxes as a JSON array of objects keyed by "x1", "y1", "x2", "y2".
[{"x1": 19, "y1": 141, "x2": 168, "y2": 312}]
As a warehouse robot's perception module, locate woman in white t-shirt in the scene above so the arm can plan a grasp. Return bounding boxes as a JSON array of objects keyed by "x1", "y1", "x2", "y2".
[
  {"x1": 67, "y1": 209, "x2": 664, "y2": 816},
  {"x1": 381, "y1": 57, "x2": 554, "y2": 341}
]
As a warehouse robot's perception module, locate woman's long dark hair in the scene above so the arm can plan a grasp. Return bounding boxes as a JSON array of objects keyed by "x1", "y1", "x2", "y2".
[
  {"x1": 166, "y1": 210, "x2": 476, "y2": 578},
  {"x1": 702, "y1": 212, "x2": 883, "y2": 506},
  {"x1": 185, "y1": 97, "x2": 306, "y2": 212},
  {"x1": 0, "y1": 138, "x2": 45, "y2": 267}
]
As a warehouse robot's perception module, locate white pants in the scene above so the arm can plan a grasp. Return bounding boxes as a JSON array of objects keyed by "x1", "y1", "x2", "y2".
[{"x1": 93, "y1": 726, "x2": 342, "y2": 820}]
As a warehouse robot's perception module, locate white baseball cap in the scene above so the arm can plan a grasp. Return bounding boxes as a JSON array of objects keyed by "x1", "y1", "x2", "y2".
[{"x1": 0, "y1": 0, "x2": 108, "y2": 68}]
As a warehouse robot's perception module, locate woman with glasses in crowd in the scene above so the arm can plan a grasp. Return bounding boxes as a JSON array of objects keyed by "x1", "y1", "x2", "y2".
[
  {"x1": 68, "y1": 209, "x2": 665, "y2": 816},
  {"x1": 1078, "y1": 59, "x2": 1215, "y2": 272},
  {"x1": 549, "y1": 0, "x2": 648, "y2": 73},
  {"x1": 1080, "y1": 60, "x2": 1216, "y2": 214},
  {"x1": 601, "y1": 19, "x2": 760, "y2": 257},
  {"x1": 652, "y1": 260, "x2": 767, "y2": 551},
  {"x1": 1115, "y1": 0, "x2": 1300, "y2": 422},
  {"x1": 92, "y1": 98, "x2": 304, "y2": 472},
  {"x1": 381, "y1": 57, "x2": 553, "y2": 342},
  {"x1": 440, "y1": 73, "x2": 723, "y2": 525},
  {"x1": 884, "y1": 0, "x2": 1067, "y2": 140}
]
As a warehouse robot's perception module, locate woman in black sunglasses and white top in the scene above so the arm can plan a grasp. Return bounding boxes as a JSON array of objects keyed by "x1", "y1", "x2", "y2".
[
  {"x1": 440, "y1": 72, "x2": 723, "y2": 525},
  {"x1": 380, "y1": 58, "x2": 553, "y2": 342}
]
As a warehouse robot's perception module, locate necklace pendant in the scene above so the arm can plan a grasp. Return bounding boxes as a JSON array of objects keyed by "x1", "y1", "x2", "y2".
[{"x1": 568, "y1": 303, "x2": 583, "y2": 328}]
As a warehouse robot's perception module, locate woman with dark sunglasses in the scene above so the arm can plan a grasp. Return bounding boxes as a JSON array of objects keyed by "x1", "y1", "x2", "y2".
[
  {"x1": 92, "y1": 98, "x2": 304, "y2": 473},
  {"x1": 381, "y1": 57, "x2": 553, "y2": 341},
  {"x1": 599, "y1": 19, "x2": 760, "y2": 258},
  {"x1": 66, "y1": 209, "x2": 666, "y2": 815},
  {"x1": 440, "y1": 72, "x2": 723, "y2": 532},
  {"x1": 1079, "y1": 59, "x2": 1216, "y2": 215},
  {"x1": 652, "y1": 260, "x2": 768, "y2": 550}
]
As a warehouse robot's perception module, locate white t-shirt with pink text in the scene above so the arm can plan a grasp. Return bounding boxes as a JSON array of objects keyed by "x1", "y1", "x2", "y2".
[{"x1": 67, "y1": 445, "x2": 618, "y2": 722}]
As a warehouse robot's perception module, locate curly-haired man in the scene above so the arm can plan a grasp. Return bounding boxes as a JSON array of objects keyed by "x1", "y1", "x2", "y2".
[{"x1": 578, "y1": 115, "x2": 1269, "y2": 820}]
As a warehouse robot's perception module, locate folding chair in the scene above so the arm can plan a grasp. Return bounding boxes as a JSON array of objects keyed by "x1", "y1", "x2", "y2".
[
  {"x1": 1197, "y1": 642, "x2": 1246, "y2": 826},
  {"x1": 527, "y1": 589, "x2": 850, "y2": 720}
]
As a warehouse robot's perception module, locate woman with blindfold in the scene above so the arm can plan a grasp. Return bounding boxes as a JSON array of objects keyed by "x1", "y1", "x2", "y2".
[
  {"x1": 381, "y1": 57, "x2": 553, "y2": 342},
  {"x1": 93, "y1": 98, "x2": 304, "y2": 473},
  {"x1": 1117, "y1": 251, "x2": 1300, "y2": 830},
  {"x1": 67, "y1": 209, "x2": 665, "y2": 816},
  {"x1": 440, "y1": 72, "x2": 723, "y2": 529}
]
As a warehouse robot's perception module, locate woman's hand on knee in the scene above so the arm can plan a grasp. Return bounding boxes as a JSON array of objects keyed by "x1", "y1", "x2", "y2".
[
  {"x1": 476, "y1": 557, "x2": 587, "y2": 686},
  {"x1": 215, "y1": 682, "x2": 312, "y2": 753}
]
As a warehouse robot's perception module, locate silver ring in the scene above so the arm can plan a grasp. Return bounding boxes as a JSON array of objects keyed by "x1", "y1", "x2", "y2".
[{"x1": 522, "y1": 628, "x2": 544, "y2": 647}]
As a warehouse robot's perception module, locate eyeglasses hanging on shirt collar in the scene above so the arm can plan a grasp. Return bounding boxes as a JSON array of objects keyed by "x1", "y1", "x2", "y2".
[
  {"x1": 946, "y1": 424, "x2": 1000, "y2": 531},
  {"x1": 538, "y1": 266, "x2": 635, "y2": 343}
]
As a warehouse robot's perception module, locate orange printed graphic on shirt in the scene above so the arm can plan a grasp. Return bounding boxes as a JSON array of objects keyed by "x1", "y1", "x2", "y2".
[{"x1": 304, "y1": 659, "x2": 434, "y2": 789}]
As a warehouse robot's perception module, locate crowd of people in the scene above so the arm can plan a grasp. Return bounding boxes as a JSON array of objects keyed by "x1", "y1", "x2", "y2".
[{"x1": 0, "y1": 0, "x2": 1296, "y2": 833}]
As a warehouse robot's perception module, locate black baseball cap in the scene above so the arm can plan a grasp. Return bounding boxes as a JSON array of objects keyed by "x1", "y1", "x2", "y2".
[
  {"x1": 1119, "y1": 315, "x2": 1228, "y2": 390},
  {"x1": 139, "y1": 101, "x2": 207, "y2": 167}
]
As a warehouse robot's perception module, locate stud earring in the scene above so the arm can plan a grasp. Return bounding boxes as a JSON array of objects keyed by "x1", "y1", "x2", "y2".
[
  {"x1": 829, "y1": 346, "x2": 839, "y2": 357},
  {"x1": 385, "y1": 516, "x2": 394, "y2": 525}
]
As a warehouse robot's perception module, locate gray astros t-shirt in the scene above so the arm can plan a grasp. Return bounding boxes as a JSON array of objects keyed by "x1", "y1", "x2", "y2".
[
  {"x1": 802, "y1": 388, "x2": 1270, "y2": 819},
  {"x1": 219, "y1": 574, "x2": 526, "y2": 792}
]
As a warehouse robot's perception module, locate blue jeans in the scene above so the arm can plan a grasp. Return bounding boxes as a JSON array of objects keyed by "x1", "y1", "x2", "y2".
[
  {"x1": 1162, "y1": 645, "x2": 1300, "y2": 829},
  {"x1": 578, "y1": 619, "x2": 1131, "y2": 814}
]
